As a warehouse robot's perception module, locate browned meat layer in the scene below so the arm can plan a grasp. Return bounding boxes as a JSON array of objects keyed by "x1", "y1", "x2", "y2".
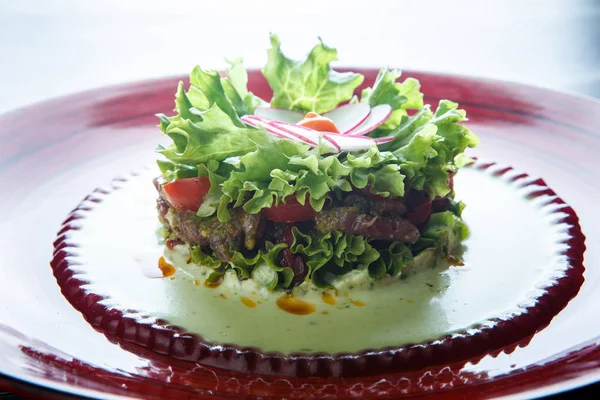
[
  {"x1": 158, "y1": 205, "x2": 265, "y2": 262},
  {"x1": 315, "y1": 207, "x2": 420, "y2": 243}
]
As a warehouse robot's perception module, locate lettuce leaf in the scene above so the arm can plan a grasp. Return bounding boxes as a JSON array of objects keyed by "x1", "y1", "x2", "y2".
[
  {"x1": 376, "y1": 100, "x2": 480, "y2": 199},
  {"x1": 190, "y1": 241, "x2": 293, "y2": 290},
  {"x1": 344, "y1": 146, "x2": 406, "y2": 197},
  {"x1": 208, "y1": 144, "x2": 407, "y2": 222},
  {"x1": 157, "y1": 60, "x2": 265, "y2": 170},
  {"x1": 361, "y1": 69, "x2": 424, "y2": 134},
  {"x1": 263, "y1": 34, "x2": 364, "y2": 114},
  {"x1": 422, "y1": 210, "x2": 469, "y2": 254},
  {"x1": 156, "y1": 160, "x2": 198, "y2": 181},
  {"x1": 222, "y1": 58, "x2": 266, "y2": 117},
  {"x1": 157, "y1": 104, "x2": 269, "y2": 165},
  {"x1": 290, "y1": 228, "x2": 414, "y2": 288}
]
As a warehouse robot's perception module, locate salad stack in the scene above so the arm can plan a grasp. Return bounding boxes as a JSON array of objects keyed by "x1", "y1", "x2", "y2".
[{"x1": 154, "y1": 34, "x2": 479, "y2": 290}]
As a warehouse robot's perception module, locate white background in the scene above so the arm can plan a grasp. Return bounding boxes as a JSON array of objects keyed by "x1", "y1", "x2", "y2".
[{"x1": 0, "y1": 0, "x2": 599, "y2": 114}]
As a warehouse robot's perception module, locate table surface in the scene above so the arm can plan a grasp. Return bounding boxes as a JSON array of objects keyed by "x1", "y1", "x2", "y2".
[{"x1": 0, "y1": 0, "x2": 599, "y2": 398}]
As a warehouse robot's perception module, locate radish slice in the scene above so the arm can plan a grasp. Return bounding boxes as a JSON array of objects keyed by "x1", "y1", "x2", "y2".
[
  {"x1": 322, "y1": 103, "x2": 371, "y2": 134},
  {"x1": 273, "y1": 121, "x2": 376, "y2": 152},
  {"x1": 242, "y1": 116, "x2": 298, "y2": 141},
  {"x1": 321, "y1": 135, "x2": 342, "y2": 153},
  {"x1": 243, "y1": 114, "x2": 385, "y2": 153},
  {"x1": 244, "y1": 116, "x2": 338, "y2": 152},
  {"x1": 322, "y1": 133, "x2": 378, "y2": 152},
  {"x1": 346, "y1": 104, "x2": 393, "y2": 136},
  {"x1": 266, "y1": 121, "x2": 318, "y2": 146},
  {"x1": 313, "y1": 129, "x2": 375, "y2": 140},
  {"x1": 241, "y1": 115, "x2": 261, "y2": 127},
  {"x1": 270, "y1": 121, "x2": 339, "y2": 152},
  {"x1": 254, "y1": 107, "x2": 304, "y2": 123},
  {"x1": 374, "y1": 136, "x2": 395, "y2": 144}
]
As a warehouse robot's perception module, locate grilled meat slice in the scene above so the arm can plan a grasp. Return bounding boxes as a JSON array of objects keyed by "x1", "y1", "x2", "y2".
[
  {"x1": 159, "y1": 203, "x2": 266, "y2": 261},
  {"x1": 343, "y1": 193, "x2": 407, "y2": 216},
  {"x1": 315, "y1": 206, "x2": 420, "y2": 243}
]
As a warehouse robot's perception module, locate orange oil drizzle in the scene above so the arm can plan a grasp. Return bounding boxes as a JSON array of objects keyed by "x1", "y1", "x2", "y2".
[
  {"x1": 276, "y1": 294, "x2": 316, "y2": 315},
  {"x1": 321, "y1": 292, "x2": 337, "y2": 305},
  {"x1": 158, "y1": 257, "x2": 176, "y2": 277},
  {"x1": 241, "y1": 297, "x2": 257, "y2": 308}
]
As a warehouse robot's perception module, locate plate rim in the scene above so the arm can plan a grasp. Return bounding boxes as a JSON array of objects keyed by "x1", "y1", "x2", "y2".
[{"x1": 1, "y1": 69, "x2": 599, "y2": 399}]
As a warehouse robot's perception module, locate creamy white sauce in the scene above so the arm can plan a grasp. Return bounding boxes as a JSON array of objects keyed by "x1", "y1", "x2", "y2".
[{"x1": 70, "y1": 166, "x2": 571, "y2": 354}]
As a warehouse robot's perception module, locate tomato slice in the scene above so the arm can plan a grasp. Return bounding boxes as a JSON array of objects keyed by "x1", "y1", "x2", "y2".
[
  {"x1": 265, "y1": 196, "x2": 318, "y2": 223},
  {"x1": 162, "y1": 176, "x2": 210, "y2": 211}
]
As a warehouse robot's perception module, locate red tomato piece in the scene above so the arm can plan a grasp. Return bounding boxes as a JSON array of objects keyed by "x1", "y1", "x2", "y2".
[
  {"x1": 162, "y1": 177, "x2": 211, "y2": 211},
  {"x1": 265, "y1": 196, "x2": 318, "y2": 223}
]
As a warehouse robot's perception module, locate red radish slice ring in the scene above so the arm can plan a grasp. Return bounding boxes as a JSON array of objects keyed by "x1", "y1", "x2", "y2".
[
  {"x1": 270, "y1": 121, "x2": 341, "y2": 152},
  {"x1": 322, "y1": 103, "x2": 371, "y2": 134},
  {"x1": 272, "y1": 121, "x2": 370, "y2": 141},
  {"x1": 253, "y1": 107, "x2": 304, "y2": 123},
  {"x1": 240, "y1": 115, "x2": 261, "y2": 127},
  {"x1": 346, "y1": 104, "x2": 393, "y2": 136},
  {"x1": 322, "y1": 136, "x2": 342, "y2": 152},
  {"x1": 246, "y1": 116, "x2": 333, "y2": 150},
  {"x1": 243, "y1": 115, "x2": 389, "y2": 153},
  {"x1": 270, "y1": 120, "x2": 379, "y2": 152},
  {"x1": 241, "y1": 116, "x2": 299, "y2": 142},
  {"x1": 270, "y1": 121, "x2": 343, "y2": 152},
  {"x1": 374, "y1": 136, "x2": 395, "y2": 144},
  {"x1": 322, "y1": 133, "x2": 379, "y2": 152},
  {"x1": 313, "y1": 129, "x2": 375, "y2": 140},
  {"x1": 265, "y1": 120, "x2": 319, "y2": 146}
]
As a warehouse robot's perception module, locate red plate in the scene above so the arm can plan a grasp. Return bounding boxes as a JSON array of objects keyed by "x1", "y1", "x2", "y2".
[{"x1": 1, "y1": 69, "x2": 599, "y2": 399}]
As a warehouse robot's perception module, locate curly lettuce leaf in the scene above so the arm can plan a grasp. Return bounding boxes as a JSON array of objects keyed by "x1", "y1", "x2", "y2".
[
  {"x1": 361, "y1": 69, "x2": 424, "y2": 134},
  {"x1": 190, "y1": 245, "x2": 224, "y2": 270},
  {"x1": 344, "y1": 146, "x2": 406, "y2": 197},
  {"x1": 188, "y1": 66, "x2": 245, "y2": 127},
  {"x1": 157, "y1": 104, "x2": 269, "y2": 165},
  {"x1": 290, "y1": 228, "x2": 414, "y2": 288},
  {"x1": 208, "y1": 144, "x2": 407, "y2": 222},
  {"x1": 422, "y1": 210, "x2": 469, "y2": 254},
  {"x1": 157, "y1": 59, "x2": 266, "y2": 173},
  {"x1": 222, "y1": 58, "x2": 266, "y2": 116},
  {"x1": 156, "y1": 160, "x2": 198, "y2": 181},
  {"x1": 190, "y1": 242, "x2": 294, "y2": 290},
  {"x1": 374, "y1": 100, "x2": 479, "y2": 198},
  {"x1": 263, "y1": 34, "x2": 364, "y2": 114}
]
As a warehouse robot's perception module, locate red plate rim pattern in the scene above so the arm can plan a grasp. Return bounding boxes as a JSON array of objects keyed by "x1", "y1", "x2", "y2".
[
  {"x1": 1, "y1": 68, "x2": 599, "y2": 399},
  {"x1": 48, "y1": 161, "x2": 585, "y2": 378}
]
